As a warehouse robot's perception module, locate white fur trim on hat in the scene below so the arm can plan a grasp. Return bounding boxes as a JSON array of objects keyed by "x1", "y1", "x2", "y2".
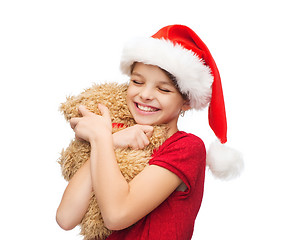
[
  {"x1": 206, "y1": 140, "x2": 244, "y2": 180},
  {"x1": 120, "y1": 37, "x2": 214, "y2": 110}
]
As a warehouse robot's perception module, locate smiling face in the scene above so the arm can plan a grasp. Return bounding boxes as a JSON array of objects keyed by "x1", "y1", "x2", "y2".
[{"x1": 126, "y1": 62, "x2": 190, "y2": 135}]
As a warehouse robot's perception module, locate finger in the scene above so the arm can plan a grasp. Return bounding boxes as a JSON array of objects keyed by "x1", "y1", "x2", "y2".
[
  {"x1": 140, "y1": 132, "x2": 150, "y2": 147},
  {"x1": 145, "y1": 130, "x2": 153, "y2": 139},
  {"x1": 140, "y1": 125, "x2": 154, "y2": 138},
  {"x1": 131, "y1": 143, "x2": 139, "y2": 150},
  {"x1": 98, "y1": 104, "x2": 112, "y2": 124},
  {"x1": 134, "y1": 132, "x2": 148, "y2": 150},
  {"x1": 78, "y1": 105, "x2": 92, "y2": 117},
  {"x1": 143, "y1": 133, "x2": 150, "y2": 145},
  {"x1": 98, "y1": 104, "x2": 110, "y2": 117},
  {"x1": 136, "y1": 137, "x2": 145, "y2": 150},
  {"x1": 70, "y1": 118, "x2": 80, "y2": 129}
]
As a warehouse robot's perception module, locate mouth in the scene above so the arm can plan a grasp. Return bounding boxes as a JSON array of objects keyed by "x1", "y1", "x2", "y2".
[{"x1": 135, "y1": 103, "x2": 160, "y2": 112}]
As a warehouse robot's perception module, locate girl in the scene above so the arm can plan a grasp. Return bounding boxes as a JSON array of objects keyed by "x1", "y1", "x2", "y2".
[{"x1": 56, "y1": 25, "x2": 242, "y2": 239}]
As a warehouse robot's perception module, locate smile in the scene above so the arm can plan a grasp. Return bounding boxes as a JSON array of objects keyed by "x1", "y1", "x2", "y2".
[{"x1": 135, "y1": 103, "x2": 160, "y2": 112}]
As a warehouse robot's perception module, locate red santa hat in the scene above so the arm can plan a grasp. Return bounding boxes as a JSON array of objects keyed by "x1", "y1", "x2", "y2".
[{"x1": 120, "y1": 24, "x2": 243, "y2": 179}]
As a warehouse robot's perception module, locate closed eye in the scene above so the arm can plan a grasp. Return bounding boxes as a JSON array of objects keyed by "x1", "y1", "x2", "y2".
[
  {"x1": 159, "y1": 88, "x2": 171, "y2": 93},
  {"x1": 131, "y1": 80, "x2": 143, "y2": 85}
]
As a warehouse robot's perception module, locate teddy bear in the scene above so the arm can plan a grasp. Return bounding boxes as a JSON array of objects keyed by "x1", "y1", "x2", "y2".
[{"x1": 58, "y1": 82, "x2": 168, "y2": 240}]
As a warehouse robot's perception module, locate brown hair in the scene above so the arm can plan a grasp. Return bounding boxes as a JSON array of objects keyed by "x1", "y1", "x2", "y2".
[{"x1": 160, "y1": 67, "x2": 189, "y2": 102}]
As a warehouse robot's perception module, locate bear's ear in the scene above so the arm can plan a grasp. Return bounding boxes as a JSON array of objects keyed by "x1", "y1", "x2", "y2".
[
  {"x1": 59, "y1": 83, "x2": 104, "y2": 121},
  {"x1": 59, "y1": 82, "x2": 133, "y2": 123},
  {"x1": 59, "y1": 95, "x2": 81, "y2": 121}
]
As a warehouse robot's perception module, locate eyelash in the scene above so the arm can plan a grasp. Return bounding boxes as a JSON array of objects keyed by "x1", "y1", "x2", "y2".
[
  {"x1": 159, "y1": 88, "x2": 171, "y2": 93},
  {"x1": 131, "y1": 80, "x2": 171, "y2": 93},
  {"x1": 131, "y1": 80, "x2": 143, "y2": 85}
]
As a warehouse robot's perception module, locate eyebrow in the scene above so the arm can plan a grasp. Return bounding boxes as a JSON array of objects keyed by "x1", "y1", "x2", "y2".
[
  {"x1": 158, "y1": 81, "x2": 174, "y2": 86},
  {"x1": 131, "y1": 72, "x2": 144, "y2": 78}
]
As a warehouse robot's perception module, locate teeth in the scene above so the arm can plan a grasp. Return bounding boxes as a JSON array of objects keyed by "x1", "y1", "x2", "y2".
[{"x1": 137, "y1": 104, "x2": 158, "y2": 112}]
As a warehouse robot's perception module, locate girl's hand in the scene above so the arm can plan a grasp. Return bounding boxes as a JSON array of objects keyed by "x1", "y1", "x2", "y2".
[
  {"x1": 113, "y1": 124, "x2": 153, "y2": 150},
  {"x1": 70, "y1": 104, "x2": 112, "y2": 143}
]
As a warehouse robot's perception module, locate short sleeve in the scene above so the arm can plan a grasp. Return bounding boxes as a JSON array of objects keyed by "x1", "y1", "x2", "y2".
[{"x1": 149, "y1": 132, "x2": 206, "y2": 195}]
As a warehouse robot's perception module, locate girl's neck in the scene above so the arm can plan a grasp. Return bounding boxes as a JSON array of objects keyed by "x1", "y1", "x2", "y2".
[{"x1": 167, "y1": 126, "x2": 179, "y2": 138}]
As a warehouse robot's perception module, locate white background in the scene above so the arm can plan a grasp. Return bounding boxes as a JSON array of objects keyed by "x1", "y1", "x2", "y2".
[{"x1": 1, "y1": 0, "x2": 281, "y2": 239}]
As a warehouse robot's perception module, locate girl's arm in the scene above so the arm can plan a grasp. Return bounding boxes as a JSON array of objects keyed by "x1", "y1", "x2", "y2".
[
  {"x1": 113, "y1": 124, "x2": 153, "y2": 150},
  {"x1": 71, "y1": 105, "x2": 183, "y2": 231},
  {"x1": 56, "y1": 124, "x2": 153, "y2": 230},
  {"x1": 90, "y1": 135, "x2": 182, "y2": 231},
  {"x1": 56, "y1": 160, "x2": 93, "y2": 230}
]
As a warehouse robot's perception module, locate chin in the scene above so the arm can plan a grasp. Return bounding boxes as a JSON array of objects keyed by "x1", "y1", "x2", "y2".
[{"x1": 135, "y1": 119, "x2": 156, "y2": 126}]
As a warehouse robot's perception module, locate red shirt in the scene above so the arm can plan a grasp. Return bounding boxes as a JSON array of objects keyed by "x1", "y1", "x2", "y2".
[{"x1": 107, "y1": 131, "x2": 206, "y2": 240}]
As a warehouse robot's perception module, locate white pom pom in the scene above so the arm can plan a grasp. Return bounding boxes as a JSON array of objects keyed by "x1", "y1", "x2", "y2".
[{"x1": 206, "y1": 140, "x2": 244, "y2": 180}]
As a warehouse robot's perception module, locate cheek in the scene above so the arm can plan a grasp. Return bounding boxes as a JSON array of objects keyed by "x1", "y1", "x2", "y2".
[
  {"x1": 127, "y1": 86, "x2": 138, "y2": 100},
  {"x1": 126, "y1": 88, "x2": 135, "y2": 107},
  {"x1": 126, "y1": 89, "x2": 132, "y2": 102},
  {"x1": 162, "y1": 95, "x2": 183, "y2": 107},
  {"x1": 163, "y1": 97, "x2": 185, "y2": 113},
  {"x1": 126, "y1": 93, "x2": 131, "y2": 108}
]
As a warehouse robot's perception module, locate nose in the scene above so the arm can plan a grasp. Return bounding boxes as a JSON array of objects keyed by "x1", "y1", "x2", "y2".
[{"x1": 139, "y1": 86, "x2": 154, "y2": 101}]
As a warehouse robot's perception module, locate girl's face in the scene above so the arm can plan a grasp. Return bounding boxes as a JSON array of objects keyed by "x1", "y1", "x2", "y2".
[{"x1": 126, "y1": 62, "x2": 190, "y2": 135}]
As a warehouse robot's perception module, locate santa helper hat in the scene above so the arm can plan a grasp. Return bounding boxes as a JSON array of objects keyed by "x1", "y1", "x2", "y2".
[{"x1": 120, "y1": 24, "x2": 243, "y2": 180}]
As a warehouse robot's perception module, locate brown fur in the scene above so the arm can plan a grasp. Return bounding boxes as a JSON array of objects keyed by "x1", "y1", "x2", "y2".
[{"x1": 59, "y1": 82, "x2": 168, "y2": 240}]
